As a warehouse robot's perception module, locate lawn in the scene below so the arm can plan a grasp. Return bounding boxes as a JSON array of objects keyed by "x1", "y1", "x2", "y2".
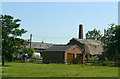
[{"x1": 2, "y1": 62, "x2": 119, "y2": 77}]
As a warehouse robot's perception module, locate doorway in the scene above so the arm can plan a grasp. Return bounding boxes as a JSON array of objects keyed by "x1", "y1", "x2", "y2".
[{"x1": 67, "y1": 53, "x2": 74, "y2": 63}]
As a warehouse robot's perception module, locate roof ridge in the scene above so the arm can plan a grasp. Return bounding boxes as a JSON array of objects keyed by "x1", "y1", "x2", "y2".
[
  {"x1": 31, "y1": 42, "x2": 54, "y2": 44},
  {"x1": 44, "y1": 45, "x2": 76, "y2": 52},
  {"x1": 53, "y1": 45, "x2": 73, "y2": 46}
]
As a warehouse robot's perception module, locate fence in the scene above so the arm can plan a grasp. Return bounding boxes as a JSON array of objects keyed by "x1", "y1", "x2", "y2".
[
  {"x1": 85, "y1": 60, "x2": 120, "y2": 67},
  {"x1": 13, "y1": 58, "x2": 42, "y2": 63},
  {"x1": 13, "y1": 57, "x2": 120, "y2": 67}
]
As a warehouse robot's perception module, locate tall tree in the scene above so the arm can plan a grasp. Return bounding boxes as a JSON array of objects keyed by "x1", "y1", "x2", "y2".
[
  {"x1": 85, "y1": 24, "x2": 120, "y2": 61},
  {"x1": 85, "y1": 29, "x2": 102, "y2": 40},
  {"x1": 1, "y1": 15, "x2": 27, "y2": 65},
  {"x1": 102, "y1": 24, "x2": 120, "y2": 60}
]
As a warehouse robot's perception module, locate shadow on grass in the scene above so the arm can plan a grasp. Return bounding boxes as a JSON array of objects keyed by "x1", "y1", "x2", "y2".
[
  {"x1": 1, "y1": 65, "x2": 11, "y2": 67},
  {"x1": 88, "y1": 62, "x2": 119, "y2": 67},
  {"x1": 1, "y1": 77, "x2": 119, "y2": 79}
]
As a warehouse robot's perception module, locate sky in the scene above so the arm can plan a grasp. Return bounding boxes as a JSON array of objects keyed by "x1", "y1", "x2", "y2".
[{"x1": 2, "y1": 2, "x2": 118, "y2": 44}]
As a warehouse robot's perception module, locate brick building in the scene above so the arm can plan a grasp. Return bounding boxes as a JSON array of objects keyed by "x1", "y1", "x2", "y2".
[
  {"x1": 67, "y1": 24, "x2": 103, "y2": 59},
  {"x1": 41, "y1": 24, "x2": 103, "y2": 63},
  {"x1": 42, "y1": 45, "x2": 85, "y2": 64}
]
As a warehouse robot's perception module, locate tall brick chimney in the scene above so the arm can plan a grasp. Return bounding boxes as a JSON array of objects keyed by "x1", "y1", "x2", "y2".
[{"x1": 79, "y1": 24, "x2": 83, "y2": 39}]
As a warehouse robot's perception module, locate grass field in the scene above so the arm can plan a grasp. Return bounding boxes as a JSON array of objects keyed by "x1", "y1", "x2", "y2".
[{"x1": 2, "y1": 62, "x2": 119, "y2": 77}]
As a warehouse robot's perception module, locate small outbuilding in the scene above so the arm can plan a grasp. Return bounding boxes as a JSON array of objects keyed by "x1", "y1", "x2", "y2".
[{"x1": 42, "y1": 45, "x2": 85, "y2": 64}]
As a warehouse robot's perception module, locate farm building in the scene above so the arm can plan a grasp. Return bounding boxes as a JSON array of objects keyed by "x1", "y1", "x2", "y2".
[
  {"x1": 42, "y1": 24, "x2": 103, "y2": 64},
  {"x1": 67, "y1": 38, "x2": 103, "y2": 58},
  {"x1": 26, "y1": 42, "x2": 54, "y2": 52},
  {"x1": 42, "y1": 45, "x2": 85, "y2": 64},
  {"x1": 67, "y1": 24, "x2": 103, "y2": 59},
  {"x1": 26, "y1": 42, "x2": 54, "y2": 57}
]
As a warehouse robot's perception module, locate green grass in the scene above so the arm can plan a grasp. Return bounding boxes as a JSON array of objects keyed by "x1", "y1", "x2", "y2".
[{"x1": 2, "y1": 62, "x2": 119, "y2": 77}]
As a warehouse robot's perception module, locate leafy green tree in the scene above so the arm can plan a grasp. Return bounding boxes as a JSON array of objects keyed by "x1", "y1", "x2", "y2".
[
  {"x1": 23, "y1": 48, "x2": 35, "y2": 58},
  {"x1": 1, "y1": 15, "x2": 27, "y2": 65},
  {"x1": 102, "y1": 24, "x2": 120, "y2": 60},
  {"x1": 85, "y1": 24, "x2": 120, "y2": 61},
  {"x1": 85, "y1": 29, "x2": 102, "y2": 40}
]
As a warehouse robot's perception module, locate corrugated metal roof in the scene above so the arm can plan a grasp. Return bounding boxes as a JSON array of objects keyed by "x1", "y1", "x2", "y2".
[{"x1": 44, "y1": 45, "x2": 75, "y2": 52}]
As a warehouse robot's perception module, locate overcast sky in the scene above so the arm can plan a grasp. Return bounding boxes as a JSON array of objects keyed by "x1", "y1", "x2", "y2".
[{"x1": 2, "y1": 2, "x2": 118, "y2": 44}]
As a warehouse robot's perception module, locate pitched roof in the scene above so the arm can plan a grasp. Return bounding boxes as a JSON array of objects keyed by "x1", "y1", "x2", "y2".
[
  {"x1": 44, "y1": 45, "x2": 75, "y2": 52},
  {"x1": 68, "y1": 38, "x2": 103, "y2": 55},
  {"x1": 73, "y1": 38, "x2": 102, "y2": 46},
  {"x1": 26, "y1": 42, "x2": 54, "y2": 49}
]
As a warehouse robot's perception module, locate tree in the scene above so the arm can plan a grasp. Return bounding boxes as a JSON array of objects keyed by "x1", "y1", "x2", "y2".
[
  {"x1": 23, "y1": 48, "x2": 35, "y2": 58},
  {"x1": 85, "y1": 24, "x2": 120, "y2": 61},
  {"x1": 85, "y1": 29, "x2": 102, "y2": 41},
  {"x1": 1, "y1": 15, "x2": 27, "y2": 65},
  {"x1": 102, "y1": 24, "x2": 120, "y2": 60}
]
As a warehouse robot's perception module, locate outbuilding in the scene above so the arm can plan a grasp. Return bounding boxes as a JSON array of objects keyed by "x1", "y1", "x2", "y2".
[
  {"x1": 67, "y1": 38, "x2": 103, "y2": 59},
  {"x1": 42, "y1": 45, "x2": 85, "y2": 64}
]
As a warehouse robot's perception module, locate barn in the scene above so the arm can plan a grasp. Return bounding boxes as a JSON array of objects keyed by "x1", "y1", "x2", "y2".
[
  {"x1": 42, "y1": 45, "x2": 85, "y2": 64},
  {"x1": 67, "y1": 38, "x2": 103, "y2": 59}
]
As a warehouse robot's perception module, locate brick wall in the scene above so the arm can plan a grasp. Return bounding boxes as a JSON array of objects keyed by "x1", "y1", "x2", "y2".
[{"x1": 65, "y1": 45, "x2": 83, "y2": 63}]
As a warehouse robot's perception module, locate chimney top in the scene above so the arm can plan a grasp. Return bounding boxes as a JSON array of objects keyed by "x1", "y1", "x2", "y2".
[
  {"x1": 79, "y1": 24, "x2": 83, "y2": 26},
  {"x1": 79, "y1": 24, "x2": 83, "y2": 39}
]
